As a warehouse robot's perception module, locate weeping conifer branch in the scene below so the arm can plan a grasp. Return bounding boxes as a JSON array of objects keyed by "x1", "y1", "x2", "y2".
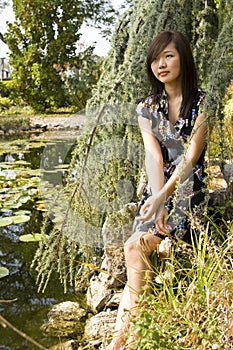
[
  {"x1": 32, "y1": 104, "x2": 144, "y2": 292},
  {"x1": 32, "y1": 0, "x2": 233, "y2": 292}
]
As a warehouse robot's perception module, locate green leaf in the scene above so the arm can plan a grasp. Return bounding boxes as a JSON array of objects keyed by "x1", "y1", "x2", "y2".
[
  {"x1": 19, "y1": 195, "x2": 31, "y2": 204},
  {"x1": 0, "y1": 217, "x2": 13, "y2": 227},
  {"x1": 19, "y1": 233, "x2": 48, "y2": 242},
  {"x1": 12, "y1": 215, "x2": 30, "y2": 224},
  {"x1": 0, "y1": 267, "x2": 9, "y2": 279},
  {"x1": 0, "y1": 215, "x2": 31, "y2": 227},
  {"x1": 14, "y1": 210, "x2": 31, "y2": 216}
]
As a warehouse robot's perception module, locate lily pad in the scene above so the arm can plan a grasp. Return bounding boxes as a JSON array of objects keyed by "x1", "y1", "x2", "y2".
[
  {"x1": 0, "y1": 217, "x2": 13, "y2": 227},
  {"x1": 0, "y1": 267, "x2": 9, "y2": 279},
  {"x1": 14, "y1": 160, "x2": 31, "y2": 166},
  {"x1": 19, "y1": 233, "x2": 48, "y2": 242},
  {"x1": 0, "y1": 215, "x2": 31, "y2": 226},
  {"x1": 19, "y1": 195, "x2": 31, "y2": 204},
  {"x1": 14, "y1": 210, "x2": 31, "y2": 216},
  {"x1": 54, "y1": 164, "x2": 69, "y2": 169},
  {"x1": 12, "y1": 215, "x2": 31, "y2": 224}
]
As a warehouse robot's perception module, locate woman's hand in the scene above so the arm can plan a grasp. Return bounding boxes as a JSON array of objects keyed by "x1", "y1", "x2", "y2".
[
  {"x1": 155, "y1": 206, "x2": 170, "y2": 234},
  {"x1": 137, "y1": 193, "x2": 165, "y2": 222}
]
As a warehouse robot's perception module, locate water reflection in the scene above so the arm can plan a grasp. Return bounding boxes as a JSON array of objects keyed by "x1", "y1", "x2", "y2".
[{"x1": 0, "y1": 135, "x2": 76, "y2": 350}]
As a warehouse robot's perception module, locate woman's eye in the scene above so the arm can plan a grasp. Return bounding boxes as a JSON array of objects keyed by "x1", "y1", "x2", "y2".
[{"x1": 166, "y1": 54, "x2": 173, "y2": 58}]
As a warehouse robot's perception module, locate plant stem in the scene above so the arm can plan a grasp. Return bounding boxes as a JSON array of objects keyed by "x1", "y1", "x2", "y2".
[{"x1": 0, "y1": 315, "x2": 48, "y2": 350}]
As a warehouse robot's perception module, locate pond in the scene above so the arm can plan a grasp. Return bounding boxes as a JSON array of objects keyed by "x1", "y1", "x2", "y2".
[{"x1": 0, "y1": 131, "x2": 79, "y2": 350}]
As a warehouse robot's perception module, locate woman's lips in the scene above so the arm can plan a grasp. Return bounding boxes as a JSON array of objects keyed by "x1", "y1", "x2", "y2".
[{"x1": 159, "y1": 71, "x2": 169, "y2": 77}]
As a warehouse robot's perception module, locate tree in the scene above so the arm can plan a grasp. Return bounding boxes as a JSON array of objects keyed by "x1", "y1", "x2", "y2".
[
  {"x1": 5, "y1": 0, "x2": 115, "y2": 111},
  {"x1": 192, "y1": 0, "x2": 218, "y2": 87},
  {"x1": 32, "y1": 0, "x2": 233, "y2": 293},
  {"x1": 60, "y1": 46, "x2": 104, "y2": 111}
]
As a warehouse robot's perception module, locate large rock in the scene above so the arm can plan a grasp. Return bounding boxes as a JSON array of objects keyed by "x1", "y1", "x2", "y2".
[
  {"x1": 86, "y1": 272, "x2": 113, "y2": 312},
  {"x1": 41, "y1": 301, "x2": 87, "y2": 337},
  {"x1": 84, "y1": 309, "x2": 117, "y2": 348},
  {"x1": 86, "y1": 246, "x2": 126, "y2": 312},
  {"x1": 101, "y1": 246, "x2": 127, "y2": 289}
]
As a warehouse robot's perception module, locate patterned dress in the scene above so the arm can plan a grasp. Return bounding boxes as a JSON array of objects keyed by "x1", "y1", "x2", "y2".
[{"x1": 127, "y1": 88, "x2": 208, "y2": 245}]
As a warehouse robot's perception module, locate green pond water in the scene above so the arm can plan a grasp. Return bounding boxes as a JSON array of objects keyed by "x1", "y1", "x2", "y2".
[{"x1": 0, "y1": 131, "x2": 78, "y2": 350}]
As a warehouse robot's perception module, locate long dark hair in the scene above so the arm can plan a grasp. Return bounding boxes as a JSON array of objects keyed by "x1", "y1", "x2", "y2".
[{"x1": 146, "y1": 31, "x2": 197, "y2": 119}]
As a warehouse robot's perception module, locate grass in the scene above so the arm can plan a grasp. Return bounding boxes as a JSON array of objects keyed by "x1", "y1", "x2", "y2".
[{"x1": 129, "y1": 219, "x2": 233, "y2": 350}]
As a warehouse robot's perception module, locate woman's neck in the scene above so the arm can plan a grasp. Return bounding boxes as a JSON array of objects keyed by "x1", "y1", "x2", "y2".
[
  {"x1": 165, "y1": 83, "x2": 183, "y2": 125},
  {"x1": 165, "y1": 82, "x2": 182, "y2": 101}
]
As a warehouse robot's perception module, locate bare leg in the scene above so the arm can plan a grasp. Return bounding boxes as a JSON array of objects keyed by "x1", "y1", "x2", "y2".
[{"x1": 105, "y1": 233, "x2": 162, "y2": 350}]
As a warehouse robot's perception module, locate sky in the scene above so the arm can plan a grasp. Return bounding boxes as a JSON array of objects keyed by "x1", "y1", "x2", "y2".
[{"x1": 0, "y1": 0, "x2": 127, "y2": 58}]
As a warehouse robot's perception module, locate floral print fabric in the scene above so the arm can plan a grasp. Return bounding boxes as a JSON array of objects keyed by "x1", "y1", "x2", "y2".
[{"x1": 129, "y1": 89, "x2": 207, "y2": 243}]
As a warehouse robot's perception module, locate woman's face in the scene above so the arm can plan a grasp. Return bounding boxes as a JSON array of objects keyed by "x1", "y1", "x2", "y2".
[{"x1": 151, "y1": 42, "x2": 181, "y2": 85}]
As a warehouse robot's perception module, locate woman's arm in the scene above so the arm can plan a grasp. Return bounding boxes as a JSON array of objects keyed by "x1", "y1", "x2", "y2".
[
  {"x1": 138, "y1": 116, "x2": 164, "y2": 196},
  {"x1": 138, "y1": 113, "x2": 211, "y2": 221},
  {"x1": 138, "y1": 116, "x2": 169, "y2": 232}
]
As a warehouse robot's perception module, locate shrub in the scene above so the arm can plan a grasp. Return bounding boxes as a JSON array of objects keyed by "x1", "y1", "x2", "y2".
[{"x1": 0, "y1": 96, "x2": 11, "y2": 111}]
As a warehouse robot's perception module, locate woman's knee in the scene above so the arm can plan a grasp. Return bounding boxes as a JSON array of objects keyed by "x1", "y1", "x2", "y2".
[
  {"x1": 124, "y1": 233, "x2": 161, "y2": 262},
  {"x1": 124, "y1": 240, "x2": 138, "y2": 259}
]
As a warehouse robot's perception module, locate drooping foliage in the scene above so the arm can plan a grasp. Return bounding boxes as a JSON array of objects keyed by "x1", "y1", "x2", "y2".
[
  {"x1": 32, "y1": 0, "x2": 233, "y2": 292},
  {"x1": 5, "y1": 0, "x2": 115, "y2": 111},
  {"x1": 192, "y1": 0, "x2": 219, "y2": 87}
]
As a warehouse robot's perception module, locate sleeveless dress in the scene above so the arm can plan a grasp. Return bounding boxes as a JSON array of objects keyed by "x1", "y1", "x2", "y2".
[{"x1": 126, "y1": 88, "x2": 207, "y2": 245}]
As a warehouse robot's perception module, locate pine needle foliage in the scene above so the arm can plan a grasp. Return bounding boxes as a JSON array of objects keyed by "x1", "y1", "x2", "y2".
[
  {"x1": 32, "y1": 0, "x2": 233, "y2": 292},
  {"x1": 32, "y1": 104, "x2": 144, "y2": 292}
]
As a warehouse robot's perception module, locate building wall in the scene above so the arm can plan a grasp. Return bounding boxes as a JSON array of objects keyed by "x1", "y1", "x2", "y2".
[
  {"x1": 0, "y1": 57, "x2": 11, "y2": 80},
  {"x1": 0, "y1": 38, "x2": 11, "y2": 80}
]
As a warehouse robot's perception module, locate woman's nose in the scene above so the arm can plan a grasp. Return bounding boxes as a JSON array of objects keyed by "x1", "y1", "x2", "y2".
[{"x1": 159, "y1": 57, "x2": 166, "y2": 68}]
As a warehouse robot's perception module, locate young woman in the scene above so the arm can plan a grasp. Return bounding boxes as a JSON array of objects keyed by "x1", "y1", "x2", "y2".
[{"x1": 106, "y1": 30, "x2": 213, "y2": 350}]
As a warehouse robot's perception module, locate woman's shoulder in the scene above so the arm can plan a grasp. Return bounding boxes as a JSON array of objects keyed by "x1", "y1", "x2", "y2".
[
  {"x1": 136, "y1": 94, "x2": 158, "y2": 117},
  {"x1": 137, "y1": 95, "x2": 158, "y2": 121},
  {"x1": 137, "y1": 94, "x2": 155, "y2": 108}
]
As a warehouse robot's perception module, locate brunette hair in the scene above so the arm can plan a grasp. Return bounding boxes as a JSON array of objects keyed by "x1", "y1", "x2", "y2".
[{"x1": 146, "y1": 30, "x2": 197, "y2": 118}]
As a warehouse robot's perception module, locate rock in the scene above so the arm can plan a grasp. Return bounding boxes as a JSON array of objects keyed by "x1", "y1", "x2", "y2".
[
  {"x1": 223, "y1": 162, "x2": 233, "y2": 185},
  {"x1": 41, "y1": 124, "x2": 48, "y2": 131},
  {"x1": 62, "y1": 114, "x2": 85, "y2": 130},
  {"x1": 208, "y1": 165, "x2": 227, "y2": 190},
  {"x1": 106, "y1": 291, "x2": 123, "y2": 308},
  {"x1": 8, "y1": 129, "x2": 16, "y2": 135},
  {"x1": 41, "y1": 301, "x2": 87, "y2": 337},
  {"x1": 31, "y1": 123, "x2": 42, "y2": 129},
  {"x1": 208, "y1": 163, "x2": 233, "y2": 204},
  {"x1": 86, "y1": 273, "x2": 112, "y2": 313},
  {"x1": 86, "y1": 246, "x2": 126, "y2": 312},
  {"x1": 84, "y1": 309, "x2": 117, "y2": 347},
  {"x1": 101, "y1": 246, "x2": 127, "y2": 289}
]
